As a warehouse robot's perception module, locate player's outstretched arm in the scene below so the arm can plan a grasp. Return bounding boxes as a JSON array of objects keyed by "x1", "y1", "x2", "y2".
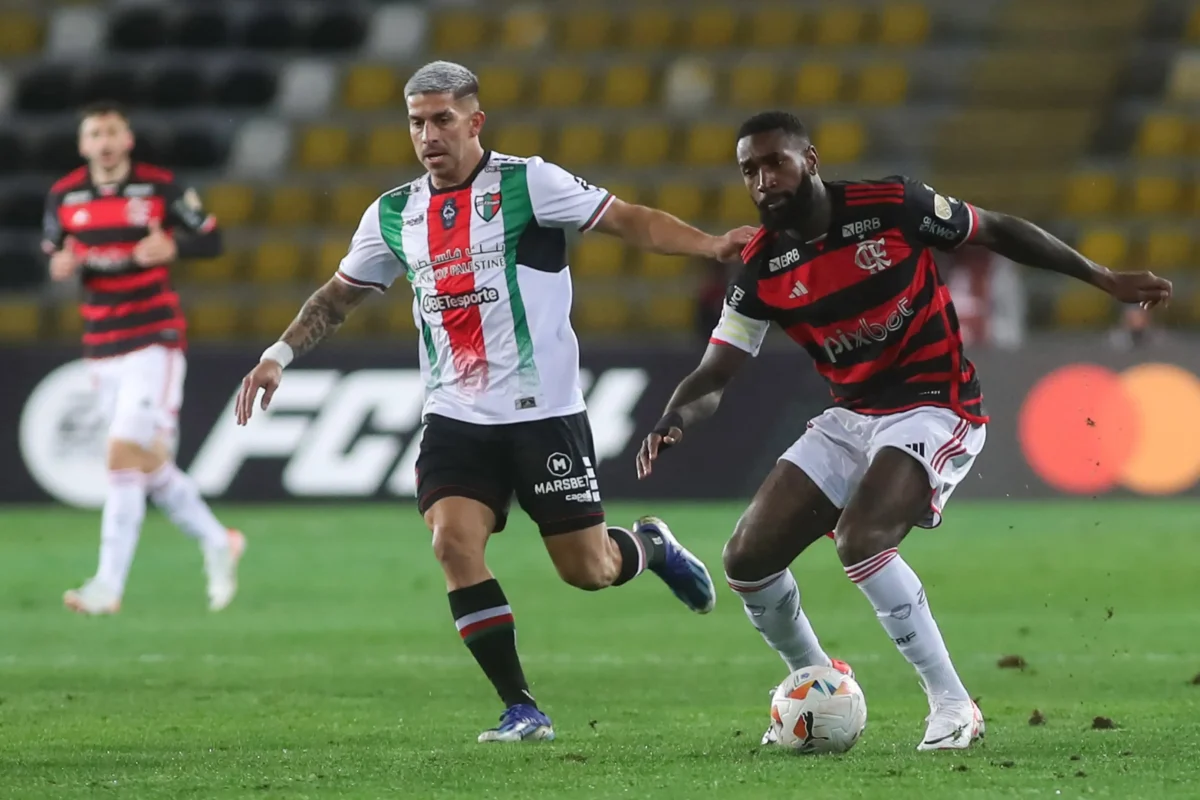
[
  {"x1": 636, "y1": 343, "x2": 749, "y2": 479},
  {"x1": 594, "y1": 199, "x2": 756, "y2": 263},
  {"x1": 235, "y1": 277, "x2": 372, "y2": 425},
  {"x1": 972, "y1": 208, "x2": 1172, "y2": 308}
]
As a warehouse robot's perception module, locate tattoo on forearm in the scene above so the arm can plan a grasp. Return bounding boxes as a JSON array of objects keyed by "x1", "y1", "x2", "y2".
[{"x1": 280, "y1": 281, "x2": 367, "y2": 357}]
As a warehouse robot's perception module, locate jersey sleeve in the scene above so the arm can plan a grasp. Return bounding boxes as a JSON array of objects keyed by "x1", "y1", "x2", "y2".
[
  {"x1": 900, "y1": 178, "x2": 980, "y2": 251},
  {"x1": 162, "y1": 182, "x2": 218, "y2": 234},
  {"x1": 709, "y1": 271, "x2": 772, "y2": 356},
  {"x1": 526, "y1": 157, "x2": 615, "y2": 232},
  {"x1": 41, "y1": 192, "x2": 64, "y2": 253},
  {"x1": 335, "y1": 198, "x2": 404, "y2": 292}
]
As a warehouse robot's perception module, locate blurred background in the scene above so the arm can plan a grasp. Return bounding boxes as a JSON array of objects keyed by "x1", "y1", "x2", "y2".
[{"x1": 2, "y1": 0, "x2": 1200, "y2": 506}]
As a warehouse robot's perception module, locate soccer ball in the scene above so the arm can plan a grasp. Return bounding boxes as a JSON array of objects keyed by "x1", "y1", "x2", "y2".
[{"x1": 768, "y1": 665, "x2": 867, "y2": 754}]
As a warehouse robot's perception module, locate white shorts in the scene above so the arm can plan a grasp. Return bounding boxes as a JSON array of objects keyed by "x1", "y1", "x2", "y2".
[
  {"x1": 88, "y1": 345, "x2": 186, "y2": 449},
  {"x1": 780, "y1": 406, "x2": 986, "y2": 528}
]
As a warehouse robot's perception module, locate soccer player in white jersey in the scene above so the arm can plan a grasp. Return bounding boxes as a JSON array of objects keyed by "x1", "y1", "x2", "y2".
[{"x1": 235, "y1": 61, "x2": 754, "y2": 742}]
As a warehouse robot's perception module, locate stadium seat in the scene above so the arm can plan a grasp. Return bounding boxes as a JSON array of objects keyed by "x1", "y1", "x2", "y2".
[
  {"x1": 433, "y1": 12, "x2": 487, "y2": 53},
  {"x1": 571, "y1": 237, "x2": 625, "y2": 278},
  {"x1": 0, "y1": 189, "x2": 47, "y2": 229},
  {"x1": 747, "y1": 6, "x2": 803, "y2": 48},
  {"x1": 254, "y1": 300, "x2": 305, "y2": 338},
  {"x1": 184, "y1": 250, "x2": 240, "y2": 285},
  {"x1": 188, "y1": 301, "x2": 240, "y2": 340},
  {"x1": 1187, "y1": 5, "x2": 1200, "y2": 43},
  {"x1": 107, "y1": 7, "x2": 165, "y2": 51},
  {"x1": 601, "y1": 64, "x2": 653, "y2": 108},
  {"x1": 573, "y1": 294, "x2": 631, "y2": 333},
  {"x1": 212, "y1": 65, "x2": 277, "y2": 108},
  {"x1": 684, "y1": 123, "x2": 736, "y2": 166},
  {"x1": 146, "y1": 66, "x2": 207, "y2": 109},
  {"x1": 1135, "y1": 114, "x2": 1188, "y2": 158},
  {"x1": 343, "y1": 64, "x2": 398, "y2": 111},
  {"x1": 297, "y1": 126, "x2": 351, "y2": 170},
  {"x1": 34, "y1": 129, "x2": 86, "y2": 172},
  {"x1": 1188, "y1": 179, "x2": 1200, "y2": 215},
  {"x1": 555, "y1": 124, "x2": 607, "y2": 168},
  {"x1": 173, "y1": 9, "x2": 229, "y2": 49},
  {"x1": 856, "y1": 63, "x2": 909, "y2": 106},
  {"x1": 1131, "y1": 175, "x2": 1182, "y2": 216},
  {"x1": 793, "y1": 62, "x2": 843, "y2": 106},
  {"x1": 654, "y1": 183, "x2": 707, "y2": 222},
  {"x1": 537, "y1": 65, "x2": 588, "y2": 108},
  {"x1": 476, "y1": 65, "x2": 525, "y2": 108},
  {"x1": 493, "y1": 125, "x2": 545, "y2": 159},
  {"x1": 0, "y1": 131, "x2": 23, "y2": 176},
  {"x1": 328, "y1": 184, "x2": 383, "y2": 228},
  {"x1": 625, "y1": 8, "x2": 677, "y2": 49},
  {"x1": 1062, "y1": 172, "x2": 1118, "y2": 217},
  {"x1": 242, "y1": 8, "x2": 297, "y2": 50},
  {"x1": 364, "y1": 125, "x2": 417, "y2": 169},
  {"x1": 383, "y1": 300, "x2": 419, "y2": 336},
  {"x1": 1076, "y1": 228, "x2": 1129, "y2": 268},
  {"x1": 603, "y1": 182, "x2": 638, "y2": 206},
  {"x1": 639, "y1": 251, "x2": 687, "y2": 280},
  {"x1": 728, "y1": 63, "x2": 780, "y2": 108},
  {"x1": 77, "y1": 66, "x2": 142, "y2": 107},
  {"x1": 617, "y1": 124, "x2": 672, "y2": 167},
  {"x1": 1166, "y1": 53, "x2": 1200, "y2": 102},
  {"x1": 16, "y1": 67, "x2": 74, "y2": 113},
  {"x1": 0, "y1": 301, "x2": 40, "y2": 341},
  {"x1": 815, "y1": 7, "x2": 865, "y2": 46},
  {"x1": 167, "y1": 129, "x2": 226, "y2": 170},
  {"x1": 641, "y1": 292, "x2": 694, "y2": 332},
  {"x1": 716, "y1": 182, "x2": 756, "y2": 225},
  {"x1": 204, "y1": 182, "x2": 257, "y2": 227},
  {"x1": 500, "y1": 7, "x2": 549, "y2": 50},
  {"x1": 318, "y1": 235, "x2": 351, "y2": 276},
  {"x1": 1142, "y1": 228, "x2": 1193, "y2": 271},
  {"x1": 55, "y1": 303, "x2": 83, "y2": 340},
  {"x1": 559, "y1": 10, "x2": 613, "y2": 51},
  {"x1": 876, "y1": 3, "x2": 931, "y2": 45},
  {"x1": 264, "y1": 185, "x2": 318, "y2": 227},
  {"x1": 814, "y1": 119, "x2": 866, "y2": 164},
  {"x1": 306, "y1": 8, "x2": 367, "y2": 52},
  {"x1": 1054, "y1": 285, "x2": 1112, "y2": 328},
  {"x1": 0, "y1": 11, "x2": 41, "y2": 56},
  {"x1": 252, "y1": 240, "x2": 306, "y2": 284},
  {"x1": 687, "y1": 7, "x2": 738, "y2": 49}
]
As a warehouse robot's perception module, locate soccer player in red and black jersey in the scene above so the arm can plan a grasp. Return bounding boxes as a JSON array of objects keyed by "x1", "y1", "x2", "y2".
[
  {"x1": 636, "y1": 112, "x2": 1172, "y2": 751},
  {"x1": 42, "y1": 102, "x2": 244, "y2": 615}
]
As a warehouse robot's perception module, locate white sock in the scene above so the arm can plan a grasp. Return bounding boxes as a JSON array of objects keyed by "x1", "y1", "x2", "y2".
[
  {"x1": 845, "y1": 549, "x2": 969, "y2": 702},
  {"x1": 728, "y1": 569, "x2": 831, "y2": 672},
  {"x1": 96, "y1": 469, "x2": 147, "y2": 592},
  {"x1": 147, "y1": 463, "x2": 228, "y2": 549}
]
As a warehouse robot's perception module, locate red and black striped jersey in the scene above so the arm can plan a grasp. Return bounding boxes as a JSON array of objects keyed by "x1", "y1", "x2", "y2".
[
  {"x1": 710, "y1": 176, "x2": 988, "y2": 423},
  {"x1": 42, "y1": 162, "x2": 217, "y2": 358}
]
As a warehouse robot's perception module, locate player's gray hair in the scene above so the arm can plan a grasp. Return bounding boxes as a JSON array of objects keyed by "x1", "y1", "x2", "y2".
[{"x1": 404, "y1": 61, "x2": 480, "y2": 99}]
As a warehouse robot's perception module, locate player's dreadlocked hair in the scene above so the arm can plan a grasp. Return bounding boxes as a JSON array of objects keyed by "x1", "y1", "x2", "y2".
[
  {"x1": 736, "y1": 111, "x2": 809, "y2": 143},
  {"x1": 404, "y1": 61, "x2": 480, "y2": 100}
]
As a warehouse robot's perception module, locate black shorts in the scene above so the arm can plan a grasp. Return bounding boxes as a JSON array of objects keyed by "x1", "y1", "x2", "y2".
[{"x1": 415, "y1": 411, "x2": 606, "y2": 536}]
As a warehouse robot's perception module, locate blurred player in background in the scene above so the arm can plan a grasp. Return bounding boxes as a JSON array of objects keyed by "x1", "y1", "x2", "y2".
[
  {"x1": 43, "y1": 102, "x2": 244, "y2": 615},
  {"x1": 638, "y1": 112, "x2": 1172, "y2": 751},
  {"x1": 235, "y1": 62, "x2": 754, "y2": 743}
]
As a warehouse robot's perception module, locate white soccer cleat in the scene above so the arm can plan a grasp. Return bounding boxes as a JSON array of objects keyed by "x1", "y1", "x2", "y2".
[
  {"x1": 204, "y1": 528, "x2": 245, "y2": 612},
  {"x1": 917, "y1": 696, "x2": 985, "y2": 751},
  {"x1": 63, "y1": 578, "x2": 122, "y2": 615}
]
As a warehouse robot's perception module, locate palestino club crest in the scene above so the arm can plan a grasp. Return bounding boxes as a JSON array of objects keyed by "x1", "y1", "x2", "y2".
[{"x1": 474, "y1": 189, "x2": 502, "y2": 222}]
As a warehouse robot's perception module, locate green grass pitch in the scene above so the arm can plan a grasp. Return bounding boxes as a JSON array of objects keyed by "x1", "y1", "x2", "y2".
[{"x1": 1, "y1": 501, "x2": 1198, "y2": 799}]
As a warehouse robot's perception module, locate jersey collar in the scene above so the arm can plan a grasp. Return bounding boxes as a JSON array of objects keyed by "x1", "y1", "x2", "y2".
[{"x1": 427, "y1": 150, "x2": 491, "y2": 195}]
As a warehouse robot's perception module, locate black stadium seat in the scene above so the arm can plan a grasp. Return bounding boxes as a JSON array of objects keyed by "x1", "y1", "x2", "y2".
[
  {"x1": 242, "y1": 9, "x2": 297, "y2": 50},
  {"x1": 165, "y1": 129, "x2": 225, "y2": 170},
  {"x1": 212, "y1": 64, "x2": 276, "y2": 108},
  {"x1": 33, "y1": 129, "x2": 82, "y2": 172},
  {"x1": 0, "y1": 248, "x2": 45, "y2": 290},
  {"x1": 77, "y1": 66, "x2": 143, "y2": 107},
  {"x1": 0, "y1": 131, "x2": 26, "y2": 175},
  {"x1": 174, "y1": 9, "x2": 230, "y2": 49},
  {"x1": 145, "y1": 66, "x2": 208, "y2": 109},
  {"x1": 129, "y1": 131, "x2": 164, "y2": 166},
  {"x1": 108, "y1": 7, "x2": 168, "y2": 51},
  {"x1": 306, "y1": 9, "x2": 367, "y2": 51},
  {"x1": 0, "y1": 190, "x2": 47, "y2": 229},
  {"x1": 16, "y1": 67, "x2": 74, "y2": 113}
]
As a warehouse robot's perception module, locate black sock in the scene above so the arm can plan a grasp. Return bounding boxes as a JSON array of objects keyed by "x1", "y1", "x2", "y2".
[
  {"x1": 448, "y1": 579, "x2": 534, "y2": 709},
  {"x1": 607, "y1": 525, "x2": 668, "y2": 586}
]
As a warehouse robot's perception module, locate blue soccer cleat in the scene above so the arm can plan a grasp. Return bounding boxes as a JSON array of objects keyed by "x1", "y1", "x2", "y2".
[
  {"x1": 477, "y1": 704, "x2": 556, "y2": 743},
  {"x1": 636, "y1": 515, "x2": 716, "y2": 614}
]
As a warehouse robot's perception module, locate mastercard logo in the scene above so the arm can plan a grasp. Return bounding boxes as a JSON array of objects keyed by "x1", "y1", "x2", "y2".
[{"x1": 1019, "y1": 363, "x2": 1200, "y2": 495}]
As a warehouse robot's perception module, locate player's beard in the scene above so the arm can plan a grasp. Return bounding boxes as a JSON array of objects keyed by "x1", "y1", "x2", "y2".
[{"x1": 757, "y1": 174, "x2": 817, "y2": 232}]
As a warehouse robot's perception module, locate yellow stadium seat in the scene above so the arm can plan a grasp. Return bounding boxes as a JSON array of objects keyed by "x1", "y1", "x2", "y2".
[
  {"x1": 601, "y1": 64, "x2": 652, "y2": 108},
  {"x1": 617, "y1": 124, "x2": 672, "y2": 167},
  {"x1": 477, "y1": 65, "x2": 525, "y2": 108},
  {"x1": 493, "y1": 125, "x2": 544, "y2": 159},
  {"x1": 654, "y1": 183, "x2": 707, "y2": 222},
  {"x1": 555, "y1": 124, "x2": 607, "y2": 168},
  {"x1": 717, "y1": 182, "x2": 757, "y2": 225},
  {"x1": 1135, "y1": 114, "x2": 1188, "y2": 158},
  {"x1": 571, "y1": 237, "x2": 625, "y2": 278},
  {"x1": 793, "y1": 63, "x2": 843, "y2": 106},
  {"x1": 728, "y1": 63, "x2": 780, "y2": 108},
  {"x1": 0, "y1": 12, "x2": 41, "y2": 56},
  {"x1": 625, "y1": 8, "x2": 676, "y2": 49},
  {"x1": 263, "y1": 185, "x2": 317, "y2": 227},
  {"x1": 815, "y1": 7, "x2": 865, "y2": 46},
  {"x1": 328, "y1": 184, "x2": 383, "y2": 228},
  {"x1": 55, "y1": 303, "x2": 83, "y2": 339},
  {"x1": 188, "y1": 301, "x2": 240, "y2": 340},
  {"x1": 364, "y1": 125, "x2": 417, "y2": 169},
  {"x1": 342, "y1": 64, "x2": 398, "y2": 111},
  {"x1": 297, "y1": 126, "x2": 351, "y2": 170},
  {"x1": 254, "y1": 301, "x2": 303, "y2": 338},
  {"x1": 603, "y1": 182, "x2": 638, "y2": 206},
  {"x1": 0, "y1": 301, "x2": 40, "y2": 341},
  {"x1": 500, "y1": 7, "x2": 549, "y2": 50},
  {"x1": 184, "y1": 250, "x2": 240, "y2": 284},
  {"x1": 318, "y1": 235, "x2": 351, "y2": 276},
  {"x1": 876, "y1": 3, "x2": 931, "y2": 46},
  {"x1": 1131, "y1": 175, "x2": 1183, "y2": 215},
  {"x1": 1188, "y1": 5, "x2": 1200, "y2": 42},
  {"x1": 1062, "y1": 172, "x2": 1118, "y2": 217},
  {"x1": 252, "y1": 240, "x2": 305, "y2": 283},
  {"x1": 384, "y1": 299, "x2": 419, "y2": 336},
  {"x1": 433, "y1": 11, "x2": 487, "y2": 53},
  {"x1": 747, "y1": 6, "x2": 803, "y2": 48},
  {"x1": 1188, "y1": 179, "x2": 1200, "y2": 215},
  {"x1": 536, "y1": 65, "x2": 588, "y2": 108},
  {"x1": 1076, "y1": 228, "x2": 1129, "y2": 268},
  {"x1": 639, "y1": 251, "x2": 687, "y2": 279},
  {"x1": 1142, "y1": 228, "x2": 1193, "y2": 271},
  {"x1": 684, "y1": 123, "x2": 736, "y2": 166},
  {"x1": 814, "y1": 119, "x2": 866, "y2": 164},
  {"x1": 203, "y1": 183, "x2": 256, "y2": 227},
  {"x1": 560, "y1": 10, "x2": 613, "y2": 51},
  {"x1": 574, "y1": 294, "x2": 631, "y2": 333},
  {"x1": 856, "y1": 63, "x2": 909, "y2": 106},
  {"x1": 1054, "y1": 285, "x2": 1112, "y2": 328},
  {"x1": 642, "y1": 293, "x2": 694, "y2": 332},
  {"x1": 1166, "y1": 54, "x2": 1200, "y2": 102},
  {"x1": 687, "y1": 7, "x2": 738, "y2": 49}
]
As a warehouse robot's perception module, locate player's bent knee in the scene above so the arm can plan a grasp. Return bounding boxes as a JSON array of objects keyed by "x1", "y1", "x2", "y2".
[
  {"x1": 430, "y1": 524, "x2": 486, "y2": 567},
  {"x1": 554, "y1": 558, "x2": 617, "y2": 591},
  {"x1": 833, "y1": 523, "x2": 895, "y2": 567},
  {"x1": 722, "y1": 516, "x2": 775, "y2": 582}
]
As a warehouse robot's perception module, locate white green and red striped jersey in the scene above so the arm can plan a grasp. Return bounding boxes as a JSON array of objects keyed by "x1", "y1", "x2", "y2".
[{"x1": 336, "y1": 151, "x2": 614, "y2": 425}]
